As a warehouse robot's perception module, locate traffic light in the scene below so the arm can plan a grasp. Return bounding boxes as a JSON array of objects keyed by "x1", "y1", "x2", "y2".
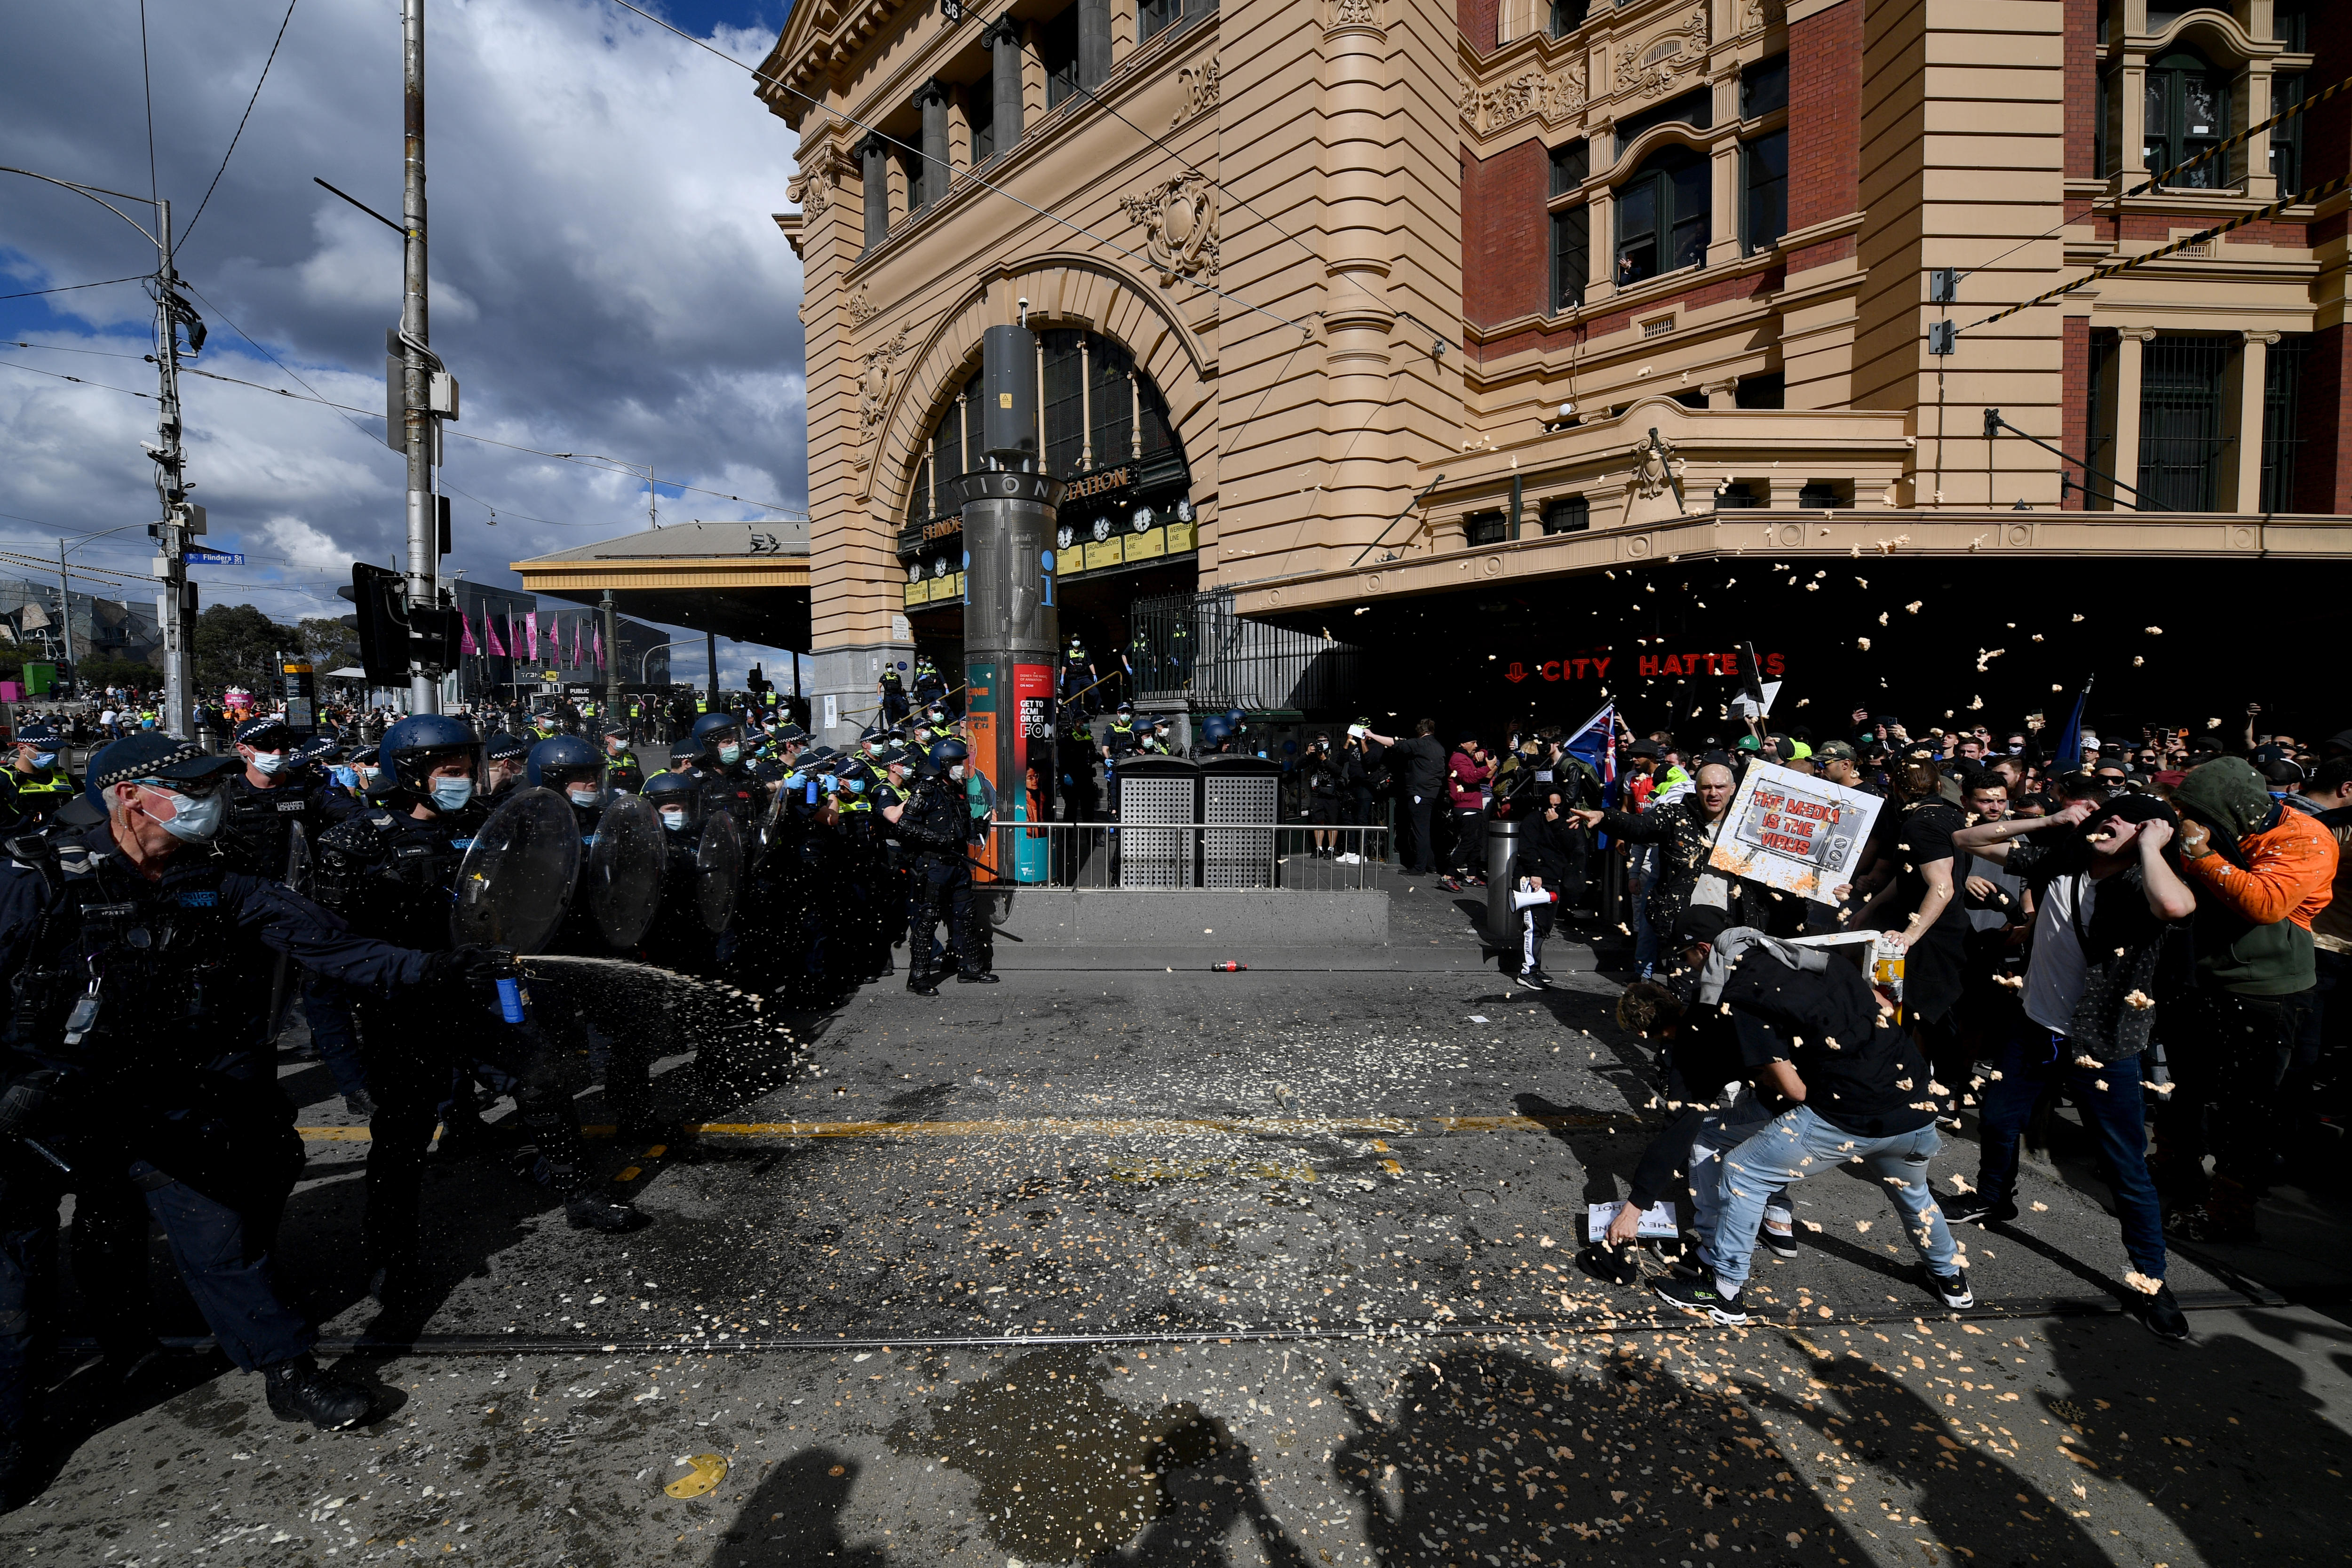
[{"x1": 747, "y1": 663, "x2": 769, "y2": 693}]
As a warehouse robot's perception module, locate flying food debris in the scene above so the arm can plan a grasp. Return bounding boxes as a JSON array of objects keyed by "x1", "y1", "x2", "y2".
[
  {"x1": 1857, "y1": 637, "x2": 1872, "y2": 651},
  {"x1": 2145, "y1": 625, "x2": 2162, "y2": 634},
  {"x1": 2030, "y1": 1201, "x2": 2050, "y2": 1212},
  {"x1": 1976, "y1": 648, "x2": 2005, "y2": 670},
  {"x1": 1906, "y1": 601, "x2": 1923, "y2": 614},
  {"x1": 2072, "y1": 613, "x2": 2085, "y2": 621},
  {"x1": 2125, "y1": 989, "x2": 2154, "y2": 1011},
  {"x1": 1855, "y1": 1220, "x2": 1872, "y2": 1233},
  {"x1": 2123, "y1": 1271, "x2": 2164, "y2": 1296},
  {"x1": 2133, "y1": 655, "x2": 2145, "y2": 666}
]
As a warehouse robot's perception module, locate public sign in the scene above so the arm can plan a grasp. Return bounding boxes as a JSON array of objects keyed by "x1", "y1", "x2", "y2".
[
  {"x1": 1707, "y1": 760, "x2": 1881, "y2": 905},
  {"x1": 185, "y1": 549, "x2": 246, "y2": 565}
]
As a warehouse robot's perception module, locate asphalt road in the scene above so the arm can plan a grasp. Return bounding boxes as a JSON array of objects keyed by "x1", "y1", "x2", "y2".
[{"x1": 6, "y1": 891, "x2": 2348, "y2": 1567}]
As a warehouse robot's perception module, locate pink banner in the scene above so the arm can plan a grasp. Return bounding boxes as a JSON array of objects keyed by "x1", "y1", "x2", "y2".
[
  {"x1": 485, "y1": 613, "x2": 508, "y2": 659},
  {"x1": 459, "y1": 612, "x2": 477, "y2": 657},
  {"x1": 593, "y1": 625, "x2": 605, "y2": 669},
  {"x1": 526, "y1": 612, "x2": 539, "y2": 662}
]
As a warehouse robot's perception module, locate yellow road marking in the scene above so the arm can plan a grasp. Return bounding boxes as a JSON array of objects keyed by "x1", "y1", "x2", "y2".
[{"x1": 294, "y1": 1113, "x2": 1594, "y2": 1144}]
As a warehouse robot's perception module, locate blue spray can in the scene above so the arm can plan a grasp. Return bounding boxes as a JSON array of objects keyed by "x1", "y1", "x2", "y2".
[{"x1": 496, "y1": 976, "x2": 531, "y2": 1025}]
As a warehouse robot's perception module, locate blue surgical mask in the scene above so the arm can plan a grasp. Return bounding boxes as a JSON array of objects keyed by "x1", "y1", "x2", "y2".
[
  {"x1": 430, "y1": 777, "x2": 476, "y2": 812},
  {"x1": 251, "y1": 751, "x2": 289, "y2": 776},
  {"x1": 718, "y1": 743, "x2": 743, "y2": 765},
  {"x1": 568, "y1": 785, "x2": 604, "y2": 809},
  {"x1": 845, "y1": 777, "x2": 866, "y2": 794},
  {"x1": 31, "y1": 752, "x2": 56, "y2": 770},
  {"x1": 143, "y1": 786, "x2": 224, "y2": 842},
  {"x1": 660, "y1": 807, "x2": 691, "y2": 832}
]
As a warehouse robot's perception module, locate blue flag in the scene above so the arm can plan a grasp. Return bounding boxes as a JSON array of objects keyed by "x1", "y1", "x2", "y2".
[{"x1": 2051, "y1": 676, "x2": 2094, "y2": 776}]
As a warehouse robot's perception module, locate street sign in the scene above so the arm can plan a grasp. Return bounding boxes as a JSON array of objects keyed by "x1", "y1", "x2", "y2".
[{"x1": 185, "y1": 549, "x2": 246, "y2": 565}]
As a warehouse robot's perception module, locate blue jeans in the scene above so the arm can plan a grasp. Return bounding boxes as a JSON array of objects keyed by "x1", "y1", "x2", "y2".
[
  {"x1": 1707, "y1": 1106, "x2": 1957, "y2": 1293},
  {"x1": 1976, "y1": 1031, "x2": 2165, "y2": 1281},
  {"x1": 1688, "y1": 1087, "x2": 1792, "y2": 1258},
  {"x1": 1629, "y1": 852, "x2": 1659, "y2": 975}
]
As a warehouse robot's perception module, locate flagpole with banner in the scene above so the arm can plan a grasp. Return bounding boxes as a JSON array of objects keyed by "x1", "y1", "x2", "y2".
[{"x1": 2051, "y1": 673, "x2": 2095, "y2": 777}]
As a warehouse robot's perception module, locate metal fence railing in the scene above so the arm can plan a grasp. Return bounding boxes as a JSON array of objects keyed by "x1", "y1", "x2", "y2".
[
  {"x1": 977, "y1": 822, "x2": 1390, "y2": 891},
  {"x1": 1127, "y1": 589, "x2": 1361, "y2": 714}
]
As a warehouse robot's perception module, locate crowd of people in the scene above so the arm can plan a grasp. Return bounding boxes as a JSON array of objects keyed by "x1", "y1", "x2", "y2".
[{"x1": 0, "y1": 683, "x2": 1019, "y2": 1501}]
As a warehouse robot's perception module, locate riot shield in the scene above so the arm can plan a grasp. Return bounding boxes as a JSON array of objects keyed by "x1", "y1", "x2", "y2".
[
  {"x1": 450, "y1": 786, "x2": 581, "y2": 955},
  {"x1": 585, "y1": 792, "x2": 666, "y2": 949},
  {"x1": 694, "y1": 812, "x2": 743, "y2": 934}
]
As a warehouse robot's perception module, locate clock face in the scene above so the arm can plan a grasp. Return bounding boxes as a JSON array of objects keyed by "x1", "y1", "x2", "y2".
[
  {"x1": 1174, "y1": 499, "x2": 1194, "y2": 524},
  {"x1": 1131, "y1": 507, "x2": 1153, "y2": 534},
  {"x1": 907, "y1": 563, "x2": 921, "y2": 583},
  {"x1": 1090, "y1": 516, "x2": 1112, "y2": 543},
  {"x1": 931, "y1": 557, "x2": 950, "y2": 579},
  {"x1": 1056, "y1": 523, "x2": 1075, "y2": 550}
]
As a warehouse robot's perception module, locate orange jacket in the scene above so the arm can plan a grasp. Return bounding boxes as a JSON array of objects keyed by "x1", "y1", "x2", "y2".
[{"x1": 2180, "y1": 807, "x2": 2337, "y2": 930}]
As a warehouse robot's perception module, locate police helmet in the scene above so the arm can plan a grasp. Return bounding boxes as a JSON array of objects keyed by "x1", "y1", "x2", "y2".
[
  {"x1": 689, "y1": 711, "x2": 742, "y2": 751},
  {"x1": 527, "y1": 734, "x2": 605, "y2": 791},
  {"x1": 381, "y1": 713, "x2": 484, "y2": 793},
  {"x1": 641, "y1": 770, "x2": 702, "y2": 829},
  {"x1": 929, "y1": 737, "x2": 970, "y2": 772}
]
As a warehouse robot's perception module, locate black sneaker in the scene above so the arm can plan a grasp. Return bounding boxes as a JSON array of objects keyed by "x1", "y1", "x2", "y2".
[
  {"x1": 564, "y1": 1191, "x2": 650, "y2": 1233},
  {"x1": 1513, "y1": 970, "x2": 1552, "y2": 991},
  {"x1": 1652, "y1": 1272, "x2": 1747, "y2": 1325},
  {"x1": 1927, "y1": 1267, "x2": 1975, "y2": 1309},
  {"x1": 263, "y1": 1355, "x2": 373, "y2": 1431},
  {"x1": 956, "y1": 970, "x2": 1001, "y2": 985},
  {"x1": 907, "y1": 972, "x2": 940, "y2": 996},
  {"x1": 1943, "y1": 1194, "x2": 2018, "y2": 1228},
  {"x1": 1759, "y1": 1217, "x2": 1799, "y2": 1259},
  {"x1": 343, "y1": 1088, "x2": 377, "y2": 1121},
  {"x1": 2133, "y1": 1281, "x2": 2191, "y2": 1343}
]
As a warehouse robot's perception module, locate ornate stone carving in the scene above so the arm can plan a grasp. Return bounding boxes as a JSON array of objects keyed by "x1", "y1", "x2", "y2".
[
  {"x1": 1120, "y1": 174, "x2": 1220, "y2": 287},
  {"x1": 1734, "y1": 0, "x2": 1782, "y2": 36},
  {"x1": 1631, "y1": 428, "x2": 1681, "y2": 500},
  {"x1": 846, "y1": 289, "x2": 880, "y2": 328},
  {"x1": 850, "y1": 321, "x2": 914, "y2": 468},
  {"x1": 1456, "y1": 61, "x2": 1587, "y2": 133},
  {"x1": 1617, "y1": 7, "x2": 1708, "y2": 98},
  {"x1": 1173, "y1": 58, "x2": 1221, "y2": 127},
  {"x1": 1330, "y1": 0, "x2": 1377, "y2": 26},
  {"x1": 786, "y1": 167, "x2": 829, "y2": 218}
]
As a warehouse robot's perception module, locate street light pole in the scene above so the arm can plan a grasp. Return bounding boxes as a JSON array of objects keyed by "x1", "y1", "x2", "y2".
[
  {"x1": 153, "y1": 197, "x2": 195, "y2": 739},
  {"x1": 400, "y1": 0, "x2": 440, "y2": 714}
]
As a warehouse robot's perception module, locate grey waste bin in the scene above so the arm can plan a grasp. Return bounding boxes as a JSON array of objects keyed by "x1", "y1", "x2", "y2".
[
  {"x1": 1116, "y1": 756, "x2": 1200, "y2": 888},
  {"x1": 1485, "y1": 816, "x2": 1523, "y2": 940},
  {"x1": 1201, "y1": 756, "x2": 1281, "y2": 888}
]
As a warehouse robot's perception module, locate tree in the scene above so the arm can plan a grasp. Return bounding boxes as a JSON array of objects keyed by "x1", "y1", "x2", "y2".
[
  {"x1": 298, "y1": 615, "x2": 360, "y2": 670},
  {"x1": 193, "y1": 603, "x2": 298, "y2": 691}
]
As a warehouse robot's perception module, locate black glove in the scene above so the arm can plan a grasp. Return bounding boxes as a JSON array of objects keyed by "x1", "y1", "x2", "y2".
[
  {"x1": 425, "y1": 944, "x2": 509, "y2": 987},
  {"x1": 0, "y1": 1071, "x2": 62, "y2": 1143}
]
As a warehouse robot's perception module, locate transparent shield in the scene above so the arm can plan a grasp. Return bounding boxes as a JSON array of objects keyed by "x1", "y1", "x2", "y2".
[
  {"x1": 450, "y1": 786, "x2": 582, "y2": 955},
  {"x1": 695, "y1": 812, "x2": 743, "y2": 934},
  {"x1": 586, "y1": 792, "x2": 667, "y2": 950}
]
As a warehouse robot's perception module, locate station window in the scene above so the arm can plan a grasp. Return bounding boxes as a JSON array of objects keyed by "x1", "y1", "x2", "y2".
[
  {"x1": 2137, "y1": 334, "x2": 2229, "y2": 510},
  {"x1": 1541, "y1": 496, "x2": 1590, "y2": 533},
  {"x1": 1743, "y1": 129, "x2": 1788, "y2": 253},
  {"x1": 2270, "y1": 73, "x2": 2305, "y2": 196},
  {"x1": 1614, "y1": 88, "x2": 1711, "y2": 160},
  {"x1": 1551, "y1": 207, "x2": 1588, "y2": 313},
  {"x1": 968, "y1": 86, "x2": 996, "y2": 165},
  {"x1": 1741, "y1": 54, "x2": 1788, "y2": 119},
  {"x1": 1040, "y1": 5, "x2": 1081, "y2": 110},
  {"x1": 2261, "y1": 333, "x2": 2312, "y2": 512},
  {"x1": 1615, "y1": 145, "x2": 1709, "y2": 286},
  {"x1": 1465, "y1": 511, "x2": 1509, "y2": 547},
  {"x1": 2144, "y1": 50, "x2": 2230, "y2": 187},
  {"x1": 1550, "y1": 0, "x2": 1589, "y2": 34},
  {"x1": 1735, "y1": 372, "x2": 1785, "y2": 410}
]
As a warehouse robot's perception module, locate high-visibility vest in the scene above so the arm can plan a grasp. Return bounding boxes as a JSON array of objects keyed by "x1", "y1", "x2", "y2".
[{"x1": 696, "y1": 698, "x2": 709, "y2": 713}]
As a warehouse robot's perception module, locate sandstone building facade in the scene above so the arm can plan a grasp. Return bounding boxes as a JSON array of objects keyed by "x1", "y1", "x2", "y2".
[{"x1": 762, "y1": 0, "x2": 2347, "y2": 739}]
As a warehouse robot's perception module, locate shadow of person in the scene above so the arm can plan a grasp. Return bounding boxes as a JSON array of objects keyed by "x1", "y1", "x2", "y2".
[
  {"x1": 882, "y1": 1345, "x2": 1311, "y2": 1568},
  {"x1": 1511, "y1": 1091, "x2": 1653, "y2": 1211},
  {"x1": 1744, "y1": 1328, "x2": 2110, "y2": 1565},
  {"x1": 711, "y1": 1447, "x2": 886, "y2": 1568},
  {"x1": 2036, "y1": 1309, "x2": 2352, "y2": 1561},
  {"x1": 1329, "y1": 1342, "x2": 1868, "y2": 1566}
]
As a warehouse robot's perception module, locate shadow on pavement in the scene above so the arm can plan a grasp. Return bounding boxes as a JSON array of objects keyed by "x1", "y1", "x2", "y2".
[{"x1": 711, "y1": 1448, "x2": 887, "y2": 1567}]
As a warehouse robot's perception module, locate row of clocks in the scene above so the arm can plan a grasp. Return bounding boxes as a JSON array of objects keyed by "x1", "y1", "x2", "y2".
[{"x1": 1054, "y1": 497, "x2": 1195, "y2": 551}]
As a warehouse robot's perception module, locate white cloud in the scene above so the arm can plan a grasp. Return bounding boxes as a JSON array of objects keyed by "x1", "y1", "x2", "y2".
[{"x1": 0, "y1": 0, "x2": 805, "y2": 661}]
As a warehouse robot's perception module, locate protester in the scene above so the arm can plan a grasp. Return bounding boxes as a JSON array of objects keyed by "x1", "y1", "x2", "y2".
[{"x1": 1363, "y1": 720, "x2": 1446, "y2": 876}]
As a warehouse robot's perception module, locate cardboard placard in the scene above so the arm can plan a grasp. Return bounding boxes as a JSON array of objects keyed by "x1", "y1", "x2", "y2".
[
  {"x1": 1707, "y1": 761, "x2": 1882, "y2": 905},
  {"x1": 1587, "y1": 1201, "x2": 1678, "y2": 1242}
]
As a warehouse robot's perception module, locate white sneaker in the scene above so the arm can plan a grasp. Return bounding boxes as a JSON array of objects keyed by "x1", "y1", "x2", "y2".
[{"x1": 1335, "y1": 853, "x2": 1359, "y2": 864}]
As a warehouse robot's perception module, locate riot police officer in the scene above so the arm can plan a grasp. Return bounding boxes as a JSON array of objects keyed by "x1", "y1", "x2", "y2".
[
  {"x1": 316, "y1": 717, "x2": 643, "y2": 1308},
  {"x1": 897, "y1": 738, "x2": 995, "y2": 994},
  {"x1": 687, "y1": 711, "x2": 764, "y2": 842},
  {"x1": 638, "y1": 770, "x2": 724, "y2": 975},
  {"x1": 0, "y1": 735, "x2": 478, "y2": 1473},
  {"x1": 596, "y1": 721, "x2": 644, "y2": 794},
  {"x1": 0, "y1": 723, "x2": 77, "y2": 827},
  {"x1": 220, "y1": 716, "x2": 354, "y2": 880},
  {"x1": 912, "y1": 653, "x2": 946, "y2": 712},
  {"x1": 878, "y1": 661, "x2": 908, "y2": 725},
  {"x1": 484, "y1": 732, "x2": 532, "y2": 801}
]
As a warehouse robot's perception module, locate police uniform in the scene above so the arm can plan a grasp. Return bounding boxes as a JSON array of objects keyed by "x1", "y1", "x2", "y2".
[
  {"x1": 0, "y1": 739, "x2": 443, "y2": 1451},
  {"x1": 0, "y1": 725, "x2": 77, "y2": 828},
  {"x1": 898, "y1": 748, "x2": 993, "y2": 991},
  {"x1": 879, "y1": 664, "x2": 908, "y2": 724}
]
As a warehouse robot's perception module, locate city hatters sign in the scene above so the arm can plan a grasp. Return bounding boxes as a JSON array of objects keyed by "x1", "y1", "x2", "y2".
[{"x1": 1502, "y1": 648, "x2": 1785, "y2": 682}]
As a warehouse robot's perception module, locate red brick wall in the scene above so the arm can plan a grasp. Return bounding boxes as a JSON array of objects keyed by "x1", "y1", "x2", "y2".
[
  {"x1": 1462, "y1": 138, "x2": 1550, "y2": 331},
  {"x1": 2065, "y1": 0, "x2": 2096, "y2": 180},
  {"x1": 2060, "y1": 316, "x2": 2089, "y2": 509},
  {"x1": 1787, "y1": 0, "x2": 1860, "y2": 236},
  {"x1": 1475, "y1": 265, "x2": 1786, "y2": 361},
  {"x1": 1460, "y1": 0, "x2": 1501, "y2": 51}
]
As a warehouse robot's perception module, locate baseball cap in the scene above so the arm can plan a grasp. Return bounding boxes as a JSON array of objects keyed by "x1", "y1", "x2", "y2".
[
  {"x1": 1814, "y1": 740, "x2": 1857, "y2": 762},
  {"x1": 1671, "y1": 904, "x2": 1731, "y2": 949}
]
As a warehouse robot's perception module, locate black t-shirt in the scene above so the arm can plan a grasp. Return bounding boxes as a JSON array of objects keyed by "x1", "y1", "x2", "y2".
[
  {"x1": 1388, "y1": 736, "x2": 1446, "y2": 797},
  {"x1": 1890, "y1": 801, "x2": 1971, "y2": 935},
  {"x1": 1738, "y1": 1009, "x2": 1937, "y2": 1138}
]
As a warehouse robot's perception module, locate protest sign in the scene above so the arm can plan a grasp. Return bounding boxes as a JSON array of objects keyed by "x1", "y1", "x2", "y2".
[{"x1": 1707, "y1": 761, "x2": 1882, "y2": 904}]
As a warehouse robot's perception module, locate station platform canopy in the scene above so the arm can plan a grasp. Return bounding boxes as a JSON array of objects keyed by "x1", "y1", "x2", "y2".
[{"x1": 510, "y1": 519, "x2": 810, "y2": 649}]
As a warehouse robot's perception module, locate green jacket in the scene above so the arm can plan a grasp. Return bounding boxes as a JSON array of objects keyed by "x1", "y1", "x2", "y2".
[{"x1": 2176, "y1": 757, "x2": 2317, "y2": 996}]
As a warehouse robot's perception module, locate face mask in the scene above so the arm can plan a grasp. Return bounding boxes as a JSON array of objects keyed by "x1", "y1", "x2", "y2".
[
  {"x1": 718, "y1": 743, "x2": 742, "y2": 765},
  {"x1": 251, "y1": 751, "x2": 289, "y2": 776},
  {"x1": 660, "y1": 807, "x2": 691, "y2": 832},
  {"x1": 31, "y1": 752, "x2": 56, "y2": 771},
  {"x1": 948, "y1": 764, "x2": 966, "y2": 782},
  {"x1": 430, "y1": 777, "x2": 475, "y2": 812},
  {"x1": 358, "y1": 767, "x2": 381, "y2": 788},
  {"x1": 568, "y1": 786, "x2": 604, "y2": 809},
  {"x1": 142, "y1": 786, "x2": 224, "y2": 843},
  {"x1": 844, "y1": 777, "x2": 866, "y2": 795},
  {"x1": 331, "y1": 765, "x2": 358, "y2": 790}
]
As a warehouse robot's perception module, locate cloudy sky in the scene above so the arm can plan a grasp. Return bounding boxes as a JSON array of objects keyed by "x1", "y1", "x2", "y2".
[{"x1": 0, "y1": 0, "x2": 806, "y2": 691}]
